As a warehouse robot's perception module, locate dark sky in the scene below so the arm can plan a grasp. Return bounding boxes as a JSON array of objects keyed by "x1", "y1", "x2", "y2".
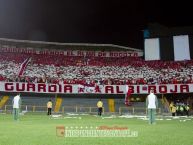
[{"x1": 0, "y1": 0, "x2": 192, "y2": 49}]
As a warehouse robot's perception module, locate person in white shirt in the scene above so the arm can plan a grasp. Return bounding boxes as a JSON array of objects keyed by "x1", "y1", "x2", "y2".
[
  {"x1": 12, "y1": 93, "x2": 21, "y2": 121},
  {"x1": 146, "y1": 90, "x2": 158, "y2": 124}
]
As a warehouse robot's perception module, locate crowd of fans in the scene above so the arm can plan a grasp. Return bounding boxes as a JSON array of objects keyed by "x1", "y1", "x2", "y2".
[
  {"x1": 1, "y1": 52, "x2": 193, "y2": 86},
  {"x1": 170, "y1": 100, "x2": 190, "y2": 116}
]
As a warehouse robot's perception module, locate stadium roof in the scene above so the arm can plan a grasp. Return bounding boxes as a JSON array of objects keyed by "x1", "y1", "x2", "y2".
[
  {"x1": 0, "y1": 38, "x2": 142, "y2": 52},
  {"x1": 147, "y1": 23, "x2": 193, "y2": 38}
]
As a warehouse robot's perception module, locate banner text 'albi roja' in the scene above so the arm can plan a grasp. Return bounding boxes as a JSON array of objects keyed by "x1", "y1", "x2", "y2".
[{"x1": 2, "y1": 82, "x2": 190, "y2": 94}]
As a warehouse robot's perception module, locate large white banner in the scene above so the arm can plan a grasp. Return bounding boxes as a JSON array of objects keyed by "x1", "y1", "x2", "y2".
[
  {"x1": 145, "y1": 38, "x2": 160, "y2": 60},
  {"x1": 173, "y1": 35, "x2": 190, "y2": 61},
  {"x1": 0, "y1": 82, "x2": 191, "y2": 94},
  {"x1": 0, "y1": 47, "x2": 143, "y2": 57}
]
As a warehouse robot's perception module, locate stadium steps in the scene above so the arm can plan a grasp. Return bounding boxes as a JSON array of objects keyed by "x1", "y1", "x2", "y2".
[
  {"x1": 108, "y1": 99, "x2": 115, "y2": 112},
  {"x1": 0, "y1": 96, "x2": 9, "y2": 109},
  {"x1": 160, "y1": 97, "x2": 170, "y2": 113},
  {"x1": 54, "y1": 97, "x2": 62, "y2": 113}
]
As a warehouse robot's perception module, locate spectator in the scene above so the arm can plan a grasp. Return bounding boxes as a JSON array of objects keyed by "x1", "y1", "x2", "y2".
[
  {"x1": 146, "y1": 89, "x2": 158, "y2": 124},
  {"x1": 47, "y1": 99, "x2": 52, "y2": 116},
  {"x1": 97, "y1": 99, "x2": 103, "y2": 116},
  {"x1": 12, "y1": 93, "x2": 21, "y2": 121}
]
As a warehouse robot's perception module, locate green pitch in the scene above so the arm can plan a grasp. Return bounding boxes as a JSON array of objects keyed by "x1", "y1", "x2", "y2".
[{"x1": 0, "y1": 113, "x2": 193, "y2": 145}]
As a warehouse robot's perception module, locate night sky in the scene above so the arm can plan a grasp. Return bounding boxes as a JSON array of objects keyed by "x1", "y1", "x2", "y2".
[{"x1": 0, "y1": 0, "x2": 192, "y2": 49}]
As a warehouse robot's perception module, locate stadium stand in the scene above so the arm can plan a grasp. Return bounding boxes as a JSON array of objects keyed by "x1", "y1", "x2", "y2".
[
  {"x1": 0, "y1": 51, "x2": 193, "y2": 85},
  {"x1": 0, "y1": 38, "x2": 192, "y2": 115}
]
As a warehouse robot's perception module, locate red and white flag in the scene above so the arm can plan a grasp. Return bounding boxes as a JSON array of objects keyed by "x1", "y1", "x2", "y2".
[{"x1": 18, "y1": 57, "x2": 31, "y2": 76}]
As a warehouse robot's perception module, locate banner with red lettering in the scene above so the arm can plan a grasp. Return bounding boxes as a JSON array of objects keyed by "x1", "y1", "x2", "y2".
[
  {"x1": 0, "y1": 47, "x2": 143, "y2": 57},
  {"x1": 0, "y1": 82, "x2": 191, "y2": 94}
]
